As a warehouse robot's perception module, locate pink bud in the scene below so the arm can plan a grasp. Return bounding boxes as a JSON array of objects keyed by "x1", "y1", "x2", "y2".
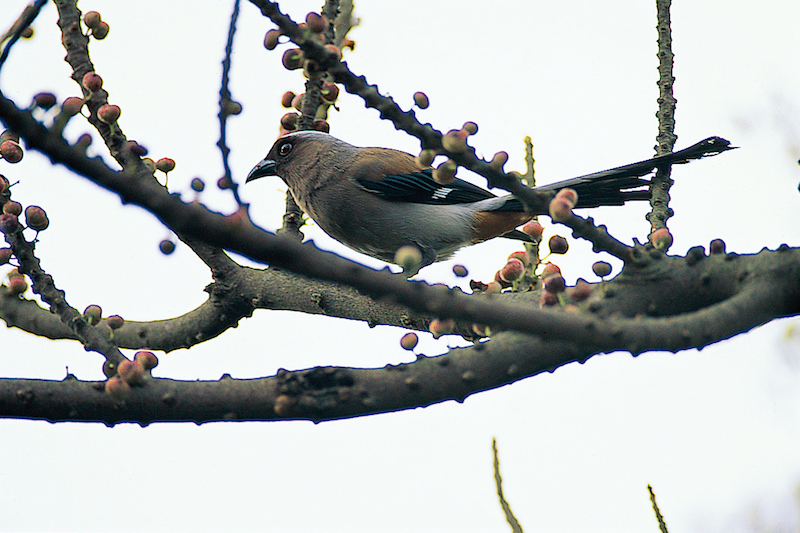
[
  {"x1": 24, "y1": 205, "x2": 49, "y2": 231},
  {"x1": 400, "y1": 332, "x2": 418, "y2": 351},
  {"x1": 555, "y1": 188, "x2": 578, "y2": 208},
  {"x1": 499, "y1": 258, "x2": 525, "y2": 282},
  {"x1": 117, "y1": 360, "x2": 145, "y2": 385},
  {"x1": 521, "y1": 220, "x2": 544, "y2": 240},
  {"x1": 591, "y1": 261, "x2": 612, "y2": 278},
  {"x1": 0, "y1": 214, "x2": 20, "y2": 235},
  {"x1": 543, "y1": 275, "x2": 566, "y2": 294},
  {"x1": 0, "y1": 140, "x2": 23, "y2": 163},
  {"x1": 650, "y1": 228, "x2": 673, "y2": 250},
  {"x1": 413, "y1": 92, "x2": 429, "y2": 109},
  {"x1": 105, "y1": 376, "x2": 130, "y2": 402},
  {"x1": 709, "y1": 239, "x2": 726, "y2": 255},
  {"x1": 135, "y1": 351, "x2": 158, "y2": 370},
  {"x1": 429, "y1": 318, "x2": 455, "y2": 339},
  {"x1": 156, "y1": 158, "x2": 175, "y2": 173},
  {"x1": 97, "y1": 104, "x2": 121, "y2": 124},
  {"x1": 548, "y1": 198, "x2": 573, "y2": 222},
  {"x1": 81, "y1": 72, "x2": 103, "y2": 92},
  {"x1": 441, "y1": 130, "x2": 468, "y2": 153}
]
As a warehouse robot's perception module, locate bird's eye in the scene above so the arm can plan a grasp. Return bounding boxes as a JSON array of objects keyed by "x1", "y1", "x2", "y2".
[{"x1": 279, "y1": 142, "x2": 293, "y2": 156}]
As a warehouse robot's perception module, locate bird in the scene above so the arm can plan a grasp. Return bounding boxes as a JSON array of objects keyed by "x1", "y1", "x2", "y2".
[{"x1": 246, "y1": 131, "x2": 732, "y2": 270}]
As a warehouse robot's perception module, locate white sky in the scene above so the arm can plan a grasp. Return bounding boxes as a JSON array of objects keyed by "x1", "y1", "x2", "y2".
[{"x1": 1, "y1": 1, "x2": 799, "y2": 532}]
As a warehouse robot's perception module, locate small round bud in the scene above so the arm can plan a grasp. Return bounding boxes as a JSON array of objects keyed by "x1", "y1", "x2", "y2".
[
  {"x1": 555, "y1": 188, "x2": 578, "y2": 208},
  {"x1": 20, "y1": 27, "x2": 34, "y2": 39},
  {"x1": 61, "y1": 97, "x2": 84, "y2": 117},
  {"x1": 394, "y1": 245, "x2": 422, "y2": 273},
  {"x1": 83, "y1": 304, "x2": 102, "y2": 325},
  {"x1": 413, "y1": 92, "x2": 429, "y2": 109},
  {"x1": 521, "y1": 220, "x2": 544, "y2": 240},
  {"x1": 282, "y1": 48, "x2": 304, "y2": 70},
  {"x1": 432, "y1": 160, "x2": 457, "y2": 184},
  {"x1": 400, "y1": 332, "x2": 419, "y2": 351},
  {"x1": 141, "y1": 158, "x2": 156, "y2": 172},
  {"x1": 159, "y1": 239, "x2": 176, "y2": 255},
  {"x1": 0, "y1": 140, "x2": 23, "y2": 163},
  {"x1": 320, "y1": 82, "x2": 339, "y2": 103},
  {"x1": 91, "y1": 21, "x2": 109, "y2": 39},
  {"x1": 650, "y1": 228, "x2": 673, "y2": 250},
  {"x1": 592, "y1": 261, "x2": 612, "y2": 278},
  {"x1": 0, "y1": 130, "x2": 19, "y2": 144},
  {"x1": 191, "y1": 178, "x2": 205, "y2": 192},
  {"x1": 8, "y1": 276, "x2": 27, "y2": 295},
  {"x1": 280, "y1": 91, "x2": 296, "y2": 108},
  {"x1": 33, "y1": 92, "x2": 57, "y2": 109},
  {"x1": 0, "y1": 248, "x2": 12, "y2": 265},
  {"x1": 548, "y1": 235, "x2": 569, "y2": 254},
  {"x1": 313, "y1": 119, "x2": 330, "y2": 133},
  {"x1": 106, "y1": 315, "x2": 124, "y2": 330},
  {"x1": 543, "y1": 275, "x2": 566, "y2": 294},
  {"x1": 709, "y1": 239, "x2": 726, "y2": 255},
  {"x1": 264, "y1": 28, "x2": 281, "y2": 50},
  {"x1": 488, "y1": 151, "x2": 509, "y2": 172},
  {"x1": 280, "y1": 112, "x2": 299, "y2": 131},
  {"x1": 499, "y1": 258, "x2": 525, "y2": 283},
  {"x1": 493, "y1": 270, "x2": 512, "y2": 289},
  {"x1": 452, "y1": 264, "x2": 468, "y2": 278},
  {"x1": 305, "y1": 12, "x2": 327, "y2": 33},
  {"x1": 291, "y1": 93, "x2": 304, "y2": 111},
  {"x1": 81, "y1": 72, "x2": 103, "y2": 92},
  {"x1": 0, "y1": 214, "x2": 20, "y2": 235},
  {"x1": 548, "y1": 198, "x2": 573, "y2": 222},
  {"x1": 222, "y1": 100, "x2": 242, "y2": 116},
  {"x1": 83, "y1": 11, "x2": 102, "y2": 29},
  {"x1": 117, "y1": 360, "x2": 145, "y2": 385},
  {"x1": 429, "y1": 318, "x2": 455, "y2": 339},
  {"x1": 105, "y1": 376, "x2": 130, "y2": 402},
  {"x1": 97, "y1": 104, "x2": 120, "y2": 124},
  {"x1": 417, "y1": 149, "x2": 436, "y2": 168},
  {"x1": 135, "y1": 351, "x2": 158, "y2": 370},
  {"x1": 507, "y1": 250, "x2": 531, "y2": 267},
  {"x1": 155, "y1": 158, "x2": 175, "y2": 173},
  {"x1": 461, "y1": 122, "x2": 478, "y2": 135},
  {"x1": 441, "y1": 129, "x2": 468, "y2": 153},
  {"x1": 24, "y1": 205, "x2": 49, "y2": 231},
  {"x1": 3, "y1": 201, "x2": 22, "y2": 216},
  {"x1": 540, "y1": 263, "x2": 561, "y2": 278}
]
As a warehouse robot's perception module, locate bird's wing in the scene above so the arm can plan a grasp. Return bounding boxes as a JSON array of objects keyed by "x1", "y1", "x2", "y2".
[{"x1": 354, "y1": 169, "x2": 498, "y2": 205}]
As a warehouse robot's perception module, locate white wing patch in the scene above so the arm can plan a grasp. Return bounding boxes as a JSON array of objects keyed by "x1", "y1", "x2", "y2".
[{"x1": 431, "y1": 187, "x2": 454, "y2": 200}]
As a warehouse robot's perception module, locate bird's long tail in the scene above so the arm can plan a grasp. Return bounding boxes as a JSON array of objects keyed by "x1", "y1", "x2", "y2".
[{"x1": 535, "y1": 136, "x2": 734, "y2": 208}]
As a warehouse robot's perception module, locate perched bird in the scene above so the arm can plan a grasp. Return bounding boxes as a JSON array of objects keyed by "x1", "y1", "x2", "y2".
[{"x1": 247, "y1": 131, "x2": 731, "y2": 269}]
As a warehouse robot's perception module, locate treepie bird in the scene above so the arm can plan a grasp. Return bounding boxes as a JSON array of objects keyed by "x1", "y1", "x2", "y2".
[{"x1": 246, "y1": 131, "x2": 731, "y2": 269}]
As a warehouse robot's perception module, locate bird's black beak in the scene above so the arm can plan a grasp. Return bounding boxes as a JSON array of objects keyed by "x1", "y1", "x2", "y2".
[{"x1": 246, "y1": 158, "x2": 277, "y2": 182}]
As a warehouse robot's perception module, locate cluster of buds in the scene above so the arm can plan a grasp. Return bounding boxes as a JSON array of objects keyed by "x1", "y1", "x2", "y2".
[
  {"x1": 417, "y1": 120, "x2": 481, "y2": 183},
  {"x1": 83, "y1": 11, "x2": 109, "y2": 40},
  {"x1": 104, "y1": 351, "x2": 159, "y2": 403},
  {"x1": 548, "y1": 188, "x2": 578, "y2": 222}
]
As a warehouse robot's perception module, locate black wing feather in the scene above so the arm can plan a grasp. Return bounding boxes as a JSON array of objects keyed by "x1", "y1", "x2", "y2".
[{"x1": 355, "y1": 169, "x2": 497, "y2": 205}]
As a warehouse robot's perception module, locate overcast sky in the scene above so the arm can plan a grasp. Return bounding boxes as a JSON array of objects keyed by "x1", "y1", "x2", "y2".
[{"x1": 1, "y1": 1, "x2": 799, "y2": 532}]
